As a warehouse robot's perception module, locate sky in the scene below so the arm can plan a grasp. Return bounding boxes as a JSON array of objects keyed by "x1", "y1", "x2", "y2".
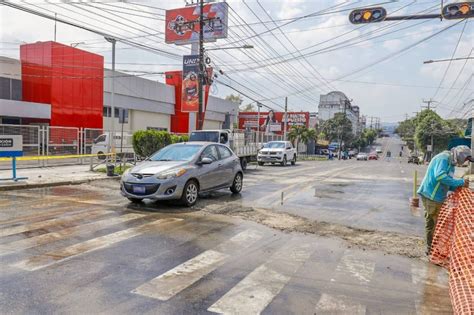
[{"x1": 1, "y1": 0, "x2": 473, "y2": 123}]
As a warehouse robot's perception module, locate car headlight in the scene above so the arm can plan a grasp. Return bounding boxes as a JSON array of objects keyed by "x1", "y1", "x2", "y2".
[
  {"x1": 122, "y1": 167, "x2": 131, "y2": 177},
  {"x1": 156, "y1": 168, "x2": 187, "y2": 180}
]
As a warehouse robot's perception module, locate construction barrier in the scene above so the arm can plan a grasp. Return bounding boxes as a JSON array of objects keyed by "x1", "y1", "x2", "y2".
[{"x1": 429, "y1": 187, "x2": 473, "y2": 315}]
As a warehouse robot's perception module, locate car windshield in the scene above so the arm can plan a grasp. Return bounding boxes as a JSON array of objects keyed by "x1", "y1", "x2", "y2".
[
  {"x1": 264, "y1": 142, "x2": 285, "y2": 149},
  {"x1": 189, "y1": 131, "x2": 219, "y2": 143},
  {"x1": 150, "y1": 145, "x2": 202, "y2": 162}
]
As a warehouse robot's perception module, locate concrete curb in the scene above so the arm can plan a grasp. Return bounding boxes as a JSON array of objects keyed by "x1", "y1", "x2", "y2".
[{"x1": 0, "y1": 176, "x2": 120, "y2": 192}]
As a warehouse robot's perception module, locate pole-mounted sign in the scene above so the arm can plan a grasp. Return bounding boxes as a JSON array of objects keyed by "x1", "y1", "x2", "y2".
[{"x1": 0, "y1": 135, "x2": 27, "y2": 182}]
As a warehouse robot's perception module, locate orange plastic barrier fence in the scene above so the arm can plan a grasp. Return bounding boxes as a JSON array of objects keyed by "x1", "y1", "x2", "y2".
[{"x1": 429, "y1": 187, "x2": 473, "y2": 315}]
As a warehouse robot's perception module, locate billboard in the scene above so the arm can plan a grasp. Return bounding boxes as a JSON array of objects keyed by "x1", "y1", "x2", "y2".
[
  {"x1": 181, "y1": 55, "x2": 200, "y2": 112},
  {"x1": 239, "y1": 111, "x2": 310, "y2": 135},
  {"x1": 165, "y1": 2, "x2": 228, "y2": 45}
]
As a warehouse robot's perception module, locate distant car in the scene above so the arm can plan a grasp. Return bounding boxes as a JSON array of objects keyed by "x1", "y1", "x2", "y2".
[
  {"x1": 368, "y1": 152, "x2": 379, "y2": 160},
  {"x1": 356, "y1": 153, "x2": 368, "y2": 161},
  {"x1": 320, "y1": 149, "x2": 329, "y2": 155},
  {"x1": 257, "y1": 141, "x2": 296, "y2": 166},
  {"x1": 121, "y1": 142, "x2": 243, "y2": 207},
  {"x1": 375, "y1": 147, "x2": 383, "y2": 154},
  {"x1": 348, "y1": 150, "x2": 358, "y2": 158},
  {"x1": 408, "y1": 155, "x2": 422, "y2": 165}
]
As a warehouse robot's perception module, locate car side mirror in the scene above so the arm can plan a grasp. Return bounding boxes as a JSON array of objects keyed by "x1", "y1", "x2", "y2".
[{"x1": 199, "y1": 157, "x2": 213, "y2": 165}]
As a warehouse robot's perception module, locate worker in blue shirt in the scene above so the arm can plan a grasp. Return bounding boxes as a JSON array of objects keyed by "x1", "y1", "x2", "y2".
[{"x1": 417, "y1": 145, "x2": 472, "y2": 253}]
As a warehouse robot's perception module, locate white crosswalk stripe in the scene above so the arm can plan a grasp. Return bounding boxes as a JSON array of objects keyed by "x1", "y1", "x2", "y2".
[
  {"x1": 208, "y1": 240, "x2": 314, "y2": 315},
  {"x1": 315, "y1": 293, "x2": 366, "y2": 315},
  {"x1": 11, "y1": 218, "x2": 183, "y2": 271},
  {"x1": 0, "y1": 213, "x2": 146, "y2": 256},
  {"x1": 0, "y1": 208, "x2": 111, "y2": 237},
  {"x1": 333, "y1": 250, "x2": 375, "y2": 286},
  {"x1": 132, "y1": 229, "x2": 263, "y2": 301}
]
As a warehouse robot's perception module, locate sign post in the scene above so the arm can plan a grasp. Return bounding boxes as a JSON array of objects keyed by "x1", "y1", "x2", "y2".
[{"x1": 0, "y1": 135, "x2": 27, "y2": 182}]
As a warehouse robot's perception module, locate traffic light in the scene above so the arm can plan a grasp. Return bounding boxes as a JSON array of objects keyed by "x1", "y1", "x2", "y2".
[
  {"x1": 349, "y1": 7, "x2": 387, "y2": 24},
  {"x1": 442, "y1": 2, "x2": 474, "y2": 19}
]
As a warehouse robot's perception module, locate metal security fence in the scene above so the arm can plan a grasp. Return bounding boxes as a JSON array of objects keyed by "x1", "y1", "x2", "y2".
[
  {"x1": 82, "y1": 128, "x2": 104, "y2": 155},
  {"x1": 0, "y1": 124, "x2": 41, "y2": 156}
]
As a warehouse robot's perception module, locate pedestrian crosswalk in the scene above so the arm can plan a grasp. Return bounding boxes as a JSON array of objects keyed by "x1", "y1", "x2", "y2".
[{"x1": 0, "y1": 205, "x2": 451, "y2": 314}]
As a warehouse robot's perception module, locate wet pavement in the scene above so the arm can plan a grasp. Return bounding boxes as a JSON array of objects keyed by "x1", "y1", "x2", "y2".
[{"x1": 0, "y1": 140, "x2": 452, "y2": 314}]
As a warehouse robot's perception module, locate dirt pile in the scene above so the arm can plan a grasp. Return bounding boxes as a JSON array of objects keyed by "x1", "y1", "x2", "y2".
[{"x1": 204, "y1": 204, "x2": 425, "y2": 259}]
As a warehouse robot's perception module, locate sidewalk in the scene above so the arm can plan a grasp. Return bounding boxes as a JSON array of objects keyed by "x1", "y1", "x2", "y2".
[{"x1": 0, "y1": 165, "x2": 117, "y2": 191}]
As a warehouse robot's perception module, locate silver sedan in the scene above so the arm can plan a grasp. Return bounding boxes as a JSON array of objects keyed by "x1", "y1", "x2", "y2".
[{"x1": 121, "y1": 142, "x2": 243, "y2": 206}]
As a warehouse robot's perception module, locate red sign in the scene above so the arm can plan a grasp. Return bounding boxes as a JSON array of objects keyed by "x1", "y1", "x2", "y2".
[
  {"x1": 165, "y1": 2, "x2": 228, "y2": 45},
  {"x1": 239, "y1": 111, "x2": 310, "y2": 135}
]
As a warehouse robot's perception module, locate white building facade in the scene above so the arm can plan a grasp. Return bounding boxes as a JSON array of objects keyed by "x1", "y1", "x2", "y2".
[{"x1": 318, "y1": 91, "x2": 361, "y2": 135}]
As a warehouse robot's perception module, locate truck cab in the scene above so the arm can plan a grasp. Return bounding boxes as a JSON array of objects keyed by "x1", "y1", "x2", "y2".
[
  {"x1": 91, "y1": 133, "x2": 133, "y2": 159},
  {"x1": 189, "y1": 130, "x2": 256, "y2": 170}
]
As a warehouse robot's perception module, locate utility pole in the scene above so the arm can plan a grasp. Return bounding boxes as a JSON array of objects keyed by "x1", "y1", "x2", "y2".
[
  {"x1": 54, "y1": 13, "x2": 57, "y2": 42},
  {"x1": 338, "y1": 101, "x2": 347, "y2": 160},
  {"x1": 197, "y1": 0, "x2": 205, "y2": 130},
  {"x1": 257, "y1": 102, "x2": 262, "y2": 145},
  {"x1": 283, "y1": 97, "x2": 288, "y2": 141},
  {"x1": 422, "y1": 98, "x2": 437, "y2": 111},
  {"x1": 105, "y1": 37, "x2": 116, "y2": 161}
]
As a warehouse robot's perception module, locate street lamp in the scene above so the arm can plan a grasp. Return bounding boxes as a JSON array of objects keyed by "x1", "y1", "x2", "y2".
[
  {"x1": 205, "y1": 45, "x2": 254, "y2": 51},
  {"x1": 423, "y1": 56, "x2": 474, "y2": 64}
]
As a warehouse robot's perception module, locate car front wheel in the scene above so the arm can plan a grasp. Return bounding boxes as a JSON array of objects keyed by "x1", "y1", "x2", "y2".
[
  {"x1": 230, "y1": 173, "x2": 243, "y2": 194},
  {"x1": 181, "y1": 180, "x2": 199, "y2": 207},
  {"x1": 281, "y1": 156, "x2": 287, "y2": 166},
  {"x1": 258, "y1": 162, "x2": 264, "y2": 166},
  {"x1": 291, "y1": 154, "x2": 296, "y2": 165}
]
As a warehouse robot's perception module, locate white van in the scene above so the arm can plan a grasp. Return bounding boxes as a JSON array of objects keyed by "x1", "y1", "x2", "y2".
[{"x1": 91, "y1": 133, "x2": 134, "y2": 159}]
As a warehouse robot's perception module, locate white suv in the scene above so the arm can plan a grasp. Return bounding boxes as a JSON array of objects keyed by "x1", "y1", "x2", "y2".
[{"x1": 258, "y1": 141, "x2": 296, "y2": 166}]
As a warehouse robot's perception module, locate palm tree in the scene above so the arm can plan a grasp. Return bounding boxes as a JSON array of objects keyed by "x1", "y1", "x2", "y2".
[{"x1": 288, "y1": 126, "x2": 307, "y2": 151}]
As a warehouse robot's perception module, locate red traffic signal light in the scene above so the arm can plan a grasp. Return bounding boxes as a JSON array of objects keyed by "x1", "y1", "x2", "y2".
[
  {"x1": 442, "y1": 2, "x2": 474, "y2": 19},
  {"x1": 349, "y1": 7, "x2": 387, "y2": 24}
]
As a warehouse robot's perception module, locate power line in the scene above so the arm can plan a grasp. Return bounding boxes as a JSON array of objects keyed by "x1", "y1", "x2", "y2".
[{"x1": 431, "y1": 19, "x2": 469, "y2": 100}]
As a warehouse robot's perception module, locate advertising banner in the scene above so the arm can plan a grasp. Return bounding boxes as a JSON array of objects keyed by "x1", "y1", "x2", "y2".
[
  {"x1": 0, "y1": 135, "x2": 23, "y2": 157},
  {"x1": 165, "y1": 2, "x2": 228, "y2": 45},
  {"x1": 239, "y1": 111, "x2": 309, "y2": 135},
  {"x1": 181, "y1": 55, "x2": 200, "y2": 113}
]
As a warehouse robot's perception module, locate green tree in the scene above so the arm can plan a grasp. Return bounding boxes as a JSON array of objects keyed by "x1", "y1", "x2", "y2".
[
  {"x1": 288, "y1": 125, "x2": 307, "y2": 149},
  {"x1": 320, "y1": 113, "x2": 353, "y2": 145},
  {"x1": 414, "y1": 110, "x2": 460, "y2": 155},
  {"x1": 225, "y1": 94, "x2": 243, "y2": 105}
]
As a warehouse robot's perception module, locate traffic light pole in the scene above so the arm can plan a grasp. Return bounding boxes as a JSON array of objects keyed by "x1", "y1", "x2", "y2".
[{"x1": 197, "y1": 0, "x2": 204, "y2": 130}]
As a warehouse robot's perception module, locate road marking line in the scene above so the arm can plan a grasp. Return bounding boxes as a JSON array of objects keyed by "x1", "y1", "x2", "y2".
[
  {"x1": 0, "y1": 209, "x2": 111, "y2": 237},
  {"x1": 315, "y1": 293, "x2": 366, "y2": 314},
  {"x1": 334, "y1": 251, "x2": 375, "y2": 285},
  {"x1": 133, "y1": 250, "x2": 228, "y2": 301},
  {"x1": 0, "y1": 213, "x2": 145, "y2": 256},
  {"x1": 132, "y1": 229, "x2": 263, "y2": 301},
  {"x1": 11, "y1": 218, "x2": 183, "y2": 271},
  {"x1": 0, "y1": 206, "x2": 89, "y2": 226},
  {"x1": 208, "y1": 241, "x2": 314, "y2": 314}
]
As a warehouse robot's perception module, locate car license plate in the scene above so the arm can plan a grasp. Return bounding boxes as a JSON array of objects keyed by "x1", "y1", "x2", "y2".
[{"x1": 133, "y1": 185, "x2": 146, "y2": 194}]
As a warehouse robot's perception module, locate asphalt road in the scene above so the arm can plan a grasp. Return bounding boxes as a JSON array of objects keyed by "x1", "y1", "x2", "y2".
[{"x1": 0, "y1": 138, "x2": 452, "y2": 314}]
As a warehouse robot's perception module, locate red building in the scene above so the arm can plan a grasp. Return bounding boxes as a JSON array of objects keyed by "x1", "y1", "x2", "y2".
[{"x1": 20, "y1": 41, "x2": 104, "y2": 128}]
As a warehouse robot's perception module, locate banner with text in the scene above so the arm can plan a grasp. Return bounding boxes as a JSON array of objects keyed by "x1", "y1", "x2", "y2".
[
  {"x1": 165, "y1": 2, "x2": 228, "y2": 45},
  {"x1": 239, "y1": 111, "x2": 309, "y2": 135},
  {"x1": 181, "y1": 55, "x2": 200, "y2": 113}
]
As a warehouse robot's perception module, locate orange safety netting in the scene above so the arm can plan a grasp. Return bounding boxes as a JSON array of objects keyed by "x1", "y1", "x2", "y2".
[{"x1": 429, "y1": 187, "x2": 473, "y2": 315}]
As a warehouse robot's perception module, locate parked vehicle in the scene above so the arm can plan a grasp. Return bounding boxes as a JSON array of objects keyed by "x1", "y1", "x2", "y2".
[
  {"x1": 408, "y1": 155, "x2": 422, "y2": 164},
  {"x1": 189, "y1": 130, "x2": 259, "y2": 171},
  {"x1": 368, "y1": 152, "x2": 379, "y2": 160},
  {"x1": 257, "y1": 141, "x2": 296, "y2": 166},
  {"x1": 375, "y1": 147, "x2": 383, "y2": 154},
  {"x1": 348, "y1": 150, "x2": 358, "y2": 158},
  {"x1": 92, "y1": 133, "x2": 134, "y2": 159},
  {"x1": 356, "y1": 153, "x2": 368, "y2": 161},
  {"x1": 121, "y1": 142, "x2": 243, "y2": 207}
]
